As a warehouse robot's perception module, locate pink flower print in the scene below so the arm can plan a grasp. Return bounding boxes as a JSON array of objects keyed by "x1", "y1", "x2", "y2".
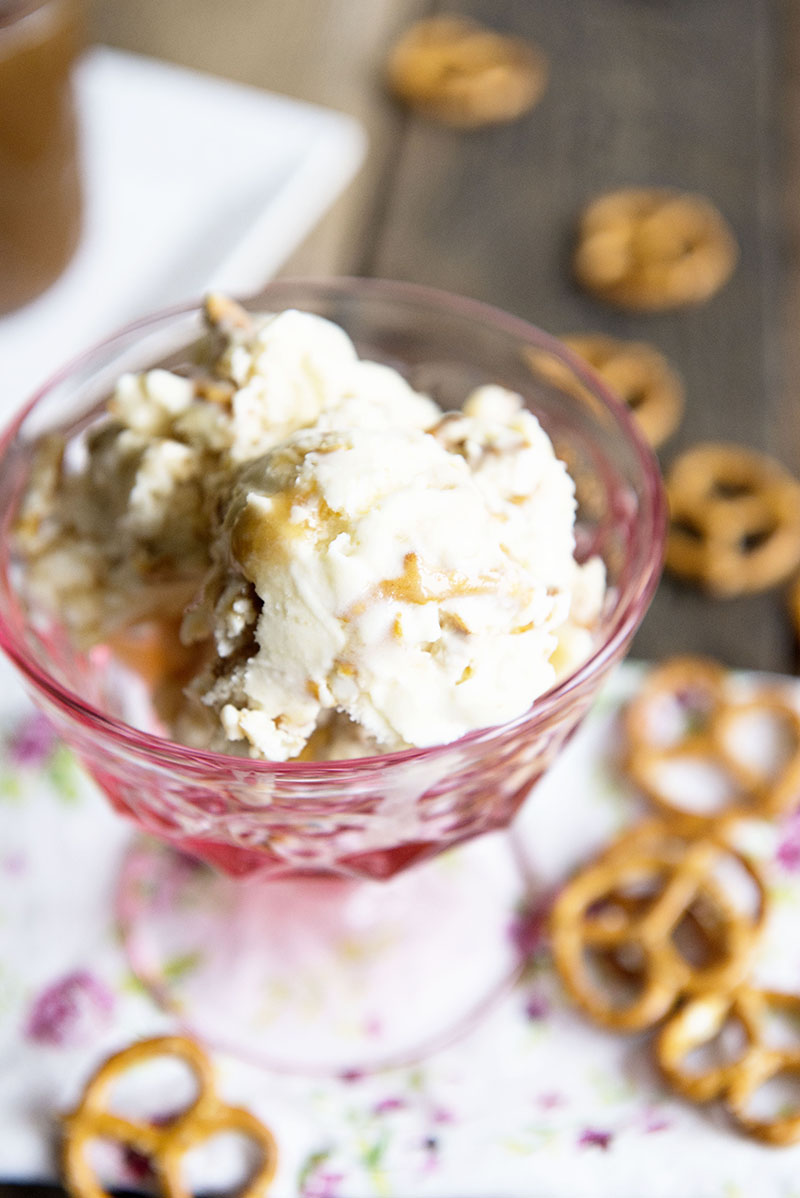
[
  {"x1": 776, "y1": 811, "x2": 800, "y2": 871},
  {"x1": 524, "y1": 991, "x2": 550, "y2": 1020},
  {"x1": 1, "y1": 852, "x2": 26, "y2": 875},
  {"x1": 299, "y1": 1154, "x2": 345, "y2": 1198},
  {"x1": 338, "y1": 1068, "x2": 365, "y2": 1083},
  {"x1": 509, "y1": 891, "x2": 554, "y2": 961},
  {"x1": 578, "y1": 1127, "x2": 613, "y2": 1150},
  {"x1": 8, "y1": 711, "x2": 57, "y2": 767},
  {"x1": 304, "y1": 1173, "x2": 345, "y2": 1198},
  {"x1": 373, "y1": 1096, "x2": 406, "y2": 1115},
  {"x1": 121, "y1": 1144, "x2": 153, "y2": 1185},
  {"x1": 120, "y1": 1111, "x2": 185, "y2": 1183},
  {"x1": 640, "y1": 1106, "x2": 671, "y2": 1134},
  {"x1": 25, "y1": 969, "x2": 114, "y2": 1046}
]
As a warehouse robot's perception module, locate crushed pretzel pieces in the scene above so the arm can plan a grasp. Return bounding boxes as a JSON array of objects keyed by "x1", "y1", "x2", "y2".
[
  {"x1": 574, "y1": 188, "x2": 737, "y2": 311},
  {"x1": 386, "y1": 15, "x2": 548, "y2": 127},
  {"x1": 664, "y1": 443, "x2": 800, "y2": 596},
  {"x1": 61, "y1": 1035, "x2": 278, "y2": 1198}
]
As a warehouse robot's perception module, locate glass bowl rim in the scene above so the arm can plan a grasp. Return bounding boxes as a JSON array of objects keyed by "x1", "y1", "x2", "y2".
[{"x1": 0, "y1": 275, "x2": 666, "y2": 775}]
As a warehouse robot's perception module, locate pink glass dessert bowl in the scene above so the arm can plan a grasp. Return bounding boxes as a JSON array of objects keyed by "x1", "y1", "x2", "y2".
[{"x1": 0, "y1": 279, "x2": 665, "y2": 885}]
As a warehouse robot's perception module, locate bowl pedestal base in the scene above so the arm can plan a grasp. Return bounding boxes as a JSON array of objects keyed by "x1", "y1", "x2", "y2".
[{"x1": 117, "y1": 829, "x2": 531, "y2": 1075}]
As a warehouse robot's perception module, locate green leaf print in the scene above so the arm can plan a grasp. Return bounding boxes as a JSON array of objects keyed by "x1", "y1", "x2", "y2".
[
  {"x1": 0, "y1": 773, "x2": 22, "y2": 801},
  {"x1": 46, "y1": 744, "x2": 82, "y2": 804},
  {"x1": 297, "y1": 1146, "x2": 332, "y2": 1191},
  {"x1": 119, "y1": 970, "x2": 149, "y2": 997},
  {"x1": 161, "y1": 950, "x2": 204, "y2": 983},
  {"x1": 359, "y1": 1128, "x2": 391, "y2": 1193}
]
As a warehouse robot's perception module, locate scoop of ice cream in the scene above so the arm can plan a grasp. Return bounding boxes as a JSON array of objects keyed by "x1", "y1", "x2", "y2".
[
  {"x1": 183, "y1": 406, "x2": 598, "y2": 760},
  {"x1": 17, "y1": 294, "x2": 605, "y2": 761}
]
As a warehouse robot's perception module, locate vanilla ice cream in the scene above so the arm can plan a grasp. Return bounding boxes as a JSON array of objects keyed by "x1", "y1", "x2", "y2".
[{"x1": 17, "y1": 294, "x2": 605, "y2": 760}]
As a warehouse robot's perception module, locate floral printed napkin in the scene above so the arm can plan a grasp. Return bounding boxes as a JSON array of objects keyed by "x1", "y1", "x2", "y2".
[{"x1": 2, "y1": 656, "x2": 800, "y2": 1198}]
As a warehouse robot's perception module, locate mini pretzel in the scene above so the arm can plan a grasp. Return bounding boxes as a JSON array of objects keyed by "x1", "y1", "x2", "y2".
[
  {"x1": 62, "y1": 1036, "x2": 277, "y2": 1198},
  {"x1": 550, "y1": 822, "x2": 766, "y2": 1032},
  {"x1": 657, "y1": 988, "x2": 800, "y2": 1145},
  {"x1": 574, "y1": 188, "x2": 737, "y2": 310},
  {"x1": 387, "y1": 16, "x2": 548, "y2": 127},
  {"x1": 665, "y1": 444, "x2": 800, "y2": 596},
  {"x1": 623, "y1": 656, "x2": 800, "y2": 825},
  {"x1": 563, "y1": 334, "x2": 684, "y2": 448}
]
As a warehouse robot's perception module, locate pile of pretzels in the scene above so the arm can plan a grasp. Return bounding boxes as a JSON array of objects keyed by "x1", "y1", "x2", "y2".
[{"x1": 551, "y1": 655, "x2": 800, "y2": 1145}]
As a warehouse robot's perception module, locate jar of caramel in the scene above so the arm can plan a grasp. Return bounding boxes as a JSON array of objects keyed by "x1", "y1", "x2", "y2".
[{"x1": 0, "y1": 0, "x2": 83, "y2": 315}]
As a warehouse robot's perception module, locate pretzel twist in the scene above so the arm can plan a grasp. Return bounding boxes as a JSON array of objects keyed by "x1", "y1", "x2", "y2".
[
  {"x1": 665, "y1": 444, "x2": 800, "y2": 596},
  {"x1": 61, "y1": 1036, "x2": 278, "y2": 1198},
  {"x1": 562, "y1": 334, "x2": 684, "y2": 449},
  {"x1": 624, "y1": 656, "x2": 800, "y2": 825},
  {"x1": 574, "y1": 188, "x2": 737, "y2": 310},
  {"x1": 551, "y1": 824, "x2": 766, "y2": 1032},
  {"x1": 387, "y1": 16, "x2": 547, "y2": 127},
  {"x1": 657, "y1": 988, "x2": 800, "y2": 1145}
]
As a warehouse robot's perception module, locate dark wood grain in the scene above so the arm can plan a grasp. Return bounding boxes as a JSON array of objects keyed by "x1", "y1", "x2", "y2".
[{"x1": 365, "y1": 0, "x2": 792, "y2": 672}]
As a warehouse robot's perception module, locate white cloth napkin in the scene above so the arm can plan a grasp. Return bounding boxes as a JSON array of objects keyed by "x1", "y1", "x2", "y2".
[
  {"x1": 0, "y1": 46, "x2": 365, "y2": 417},
  {"x1": 2, "y1": 657, "x2": 800, "y2": 1197}
]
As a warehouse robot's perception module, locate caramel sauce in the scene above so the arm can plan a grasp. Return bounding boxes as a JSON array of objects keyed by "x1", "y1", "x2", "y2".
[
  {"x1": 0, "y1": 0, "x2": 83, "y2": 314},
  {"x1": 231, "y1": 485, "x2": 352, "y2": 581},
  {"x1": 377, "y1": 551, "x2": 501, "y2": 605},
  {"x1": 106, "y1": 618, "x2": 198, "y2": 689},
  {"x1": 292, "y1": 725, "x2": 330, "y2": 762},
  {"x1": 230, "y1": 492, "x2": 293, "y2": 577}
]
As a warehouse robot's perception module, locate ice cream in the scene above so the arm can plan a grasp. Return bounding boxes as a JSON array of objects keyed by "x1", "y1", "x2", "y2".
[{"x1": 16, "y1": 295, "x2": 605, "y2": 761}]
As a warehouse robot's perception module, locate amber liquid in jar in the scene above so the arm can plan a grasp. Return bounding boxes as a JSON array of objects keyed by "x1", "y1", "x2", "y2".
[{"x1": 0, "y1": 0, "x2": 83, "y2": 314}]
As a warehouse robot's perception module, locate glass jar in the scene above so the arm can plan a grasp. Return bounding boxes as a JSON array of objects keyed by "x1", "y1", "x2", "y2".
[{"x1": 0, "y1": 0, "x2": 83, "y2": 314}]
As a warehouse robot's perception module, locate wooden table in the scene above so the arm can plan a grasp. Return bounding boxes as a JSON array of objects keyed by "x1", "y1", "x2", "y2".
[{"x1": 88, "y1": 0, "x2": 796, "y2": 677}]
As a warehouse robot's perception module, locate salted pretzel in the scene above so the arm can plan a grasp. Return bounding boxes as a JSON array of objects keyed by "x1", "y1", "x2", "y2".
[
  {"x1": 550, "y1": 821, "x2": 767, "y2": 1032},
  {"x1": 657, "y1": 987, "x2": 800, "y2": 1145},
  {"x1": 62, "y1": 1036, "x2": 278, "y2": 1198},
  {"x1": 562, "y1": 334, "x2": 684, "y2": 448},
  {"x1": 623, "y1": 656, "x2": 800, "y2": 825},
  {"x1": 387, "y1": 16, "x2": 548, "y2": 127},
  {"x1": 665, "y1": 443, "x2": 800, "y2": 596},
  {"x1": 574, "y1": 188, "x2": 737, "y2": 310}
]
